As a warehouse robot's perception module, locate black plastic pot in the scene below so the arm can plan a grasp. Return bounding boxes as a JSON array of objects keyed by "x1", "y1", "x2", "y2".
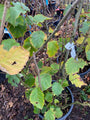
[
  {"x1": 79, "y1": 68, "x2": 90, "y2": 78},
  {"x1": 39, "y1": 86, "x2": 74, "y2": 120}
]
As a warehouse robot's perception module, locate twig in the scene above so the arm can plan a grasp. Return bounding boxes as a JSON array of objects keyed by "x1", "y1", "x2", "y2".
[
  {"x1": 16, "y1": 74, "x2": 30, "y2": 88},
  {"x1": 26, "y1": 0, "x2": 80, "y2": 66},
  {"x1": 33, "y1": 52, "x2": 42, "y2": 90},
  {"x1": 61, "y1": 0, "x2": 84, "y2": 76},
  {"x1": 0, "y1": 0, "x2": 8, "y2": 44},
  {"x1": 41, "y1": 0, "x2": 45, "y2": 15},
  {"x1": 72, "y1": 0, "x2": 84, "y2": 39},
  {"x1": 62, "y1": 101, "x2": 90, "y2": 110}
]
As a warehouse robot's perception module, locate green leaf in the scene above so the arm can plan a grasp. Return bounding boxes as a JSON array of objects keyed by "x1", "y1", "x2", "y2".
[
  {"x1": 25, "y1": 74, "x2": 35, "y2": 87},
  {"x1": 30, "y1": 87, "x2": 44, "y2": 109},
  {"x1": 9, "y1": 24, "x2": 27, "y2": 38},
  {"x1": 64, "y1": 4, "x2": 71, "y2": 15},
  {"x1": 34, "y1": 14, "x2": 51, "y2": 24},
  {"x1": 23, "y1": 37, "x2": 36, "y2": 56},
  {"x1": 85, "y1": 44, "x2": 90, "y2": 61},
  {"x1": 30, "y1": 31, "x2": 45, "y2": 49},
  {"x1": 33, "y1": 106, "x2": 40, "y2": 114},
  {"x1": 80, "y1": 21, "x2": 90, "y2": 35},
  {"x1": 2, "y1": 39, "x2": 20, "y2": 51},
  {"x1": 59, "y1": 79, "x2": 69, "y2": 87},
  {"x1": 44, "y1": 109, "x2": 55, "y2": 120},
  {"x1": 85, "y1": 13, "x2": 90, "y2": 18},
  {"x1": 12, "y1": 2, "x2": 29, "y2": 11},
  {"x1": 23, "y1": 37, "x2": 31, "y2": 50},
  {"x1": 50, "y1": 63, "x2": 59, "y2": 73},
  {"x1": 52, "y1": 82, "x2": 63, "y2": 96},
  {"x1": 69, "y1": 74, "x2": 87, "y2": 88},
  {"x1": 54, "y1": 99, "x2": 59, "y2": 104},
  {"x1": 25, "y1": 16, "x2": 34, "y2": 25},
  {"x1": 25, "y1": 88, "x2": 33, "y2": 100},
  {"x1": 41, "y1": 106, "x2": 47, "y2": 114},
  {"x1": 87, "y1": 38, "x2": 90, "y2": 45},
  {"x1": 55, "y1": 108, "x2": 63, "y2": 119},
  {"x1": 47, "y1": 63, "x2": 60, "y2": 75},
  {"x1": 51, "y1": 63, "x2": 59, "y2": 70},
  {"x1": 41, "y1": 66, "x2": 52, "y2": 74},
  {"x1": 15, "y1": 16, "x2": 26, "y2": 26},
  {"x1": 7, "y1": 2, "x2": 29, "y2": 26},
  {"x1": 6, "y1": 74, "x2": 20, "y2": 87},
  {"x1": 47, "y1": 41, "x2": 59, "y2": 57},
  {"x1": 86, "y1": 50, "x2": 90, "y2": 61},
  {"x1": 65, "y1": 58, "x2": 87, "y2": 75},
  {"x1": 38, "y1": 61, "x2": 43, "y2": 69},
  {"x1": 45, "y1": 92, "x2": 53, "y2": 103},
  {"x1": 35, "y1": 74, "x2": 52, "y2": 91}
]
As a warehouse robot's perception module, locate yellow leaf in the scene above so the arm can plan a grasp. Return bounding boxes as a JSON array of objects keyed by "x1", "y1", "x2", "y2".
[
  {"x1": 76, "y1": 37, "x2": 84, "y2": 44},
  {"x1": 69, "y1": 74, "x2": 87, "y2": 88},
  {"x1": 61, "y1": 61, "x2": 64, "y2": 67},
  {"x1": 0, "y1": 45, "x2": 29, "y2": 75},
  {"x1": 8, "y1": 101, "x2": 13, "y2": 107},
  {"x1": 49, "y1": 27, "x2": 54, "y2": 33},
  {"x1": 44, "y1": 34, "x2": 47, "y2": 40},
  {"x1": 86, "y1": 45, "x2": 90, "y2": 52},
  {"x1": 81, "y1": 8, "x2": 85, "y2": 14},
  {"x1": 87, "y1": 37, "x2": 90, "y2": 45},
  {"x1": 55, "y1": 31, "x2": 62, "y2": 36}
]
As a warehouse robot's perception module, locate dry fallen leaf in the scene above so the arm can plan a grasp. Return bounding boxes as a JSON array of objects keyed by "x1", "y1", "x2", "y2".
[{"x1": 8, "y1": 101, "x2": 13, "y2": 108}]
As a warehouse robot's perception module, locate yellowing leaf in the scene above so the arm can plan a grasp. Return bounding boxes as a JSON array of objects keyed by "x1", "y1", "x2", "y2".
[
  {"x1": 86, "y1": 45, "x2": 90, "y2": 52},
  {"x1": 55, "y1": 31, "x2": 62, "y2": 36},
  {"x1": 61, "y1": 61, "x2": 64, "y2": 67},
  {"x1": 69, "y1": 74, "x2": 87, "y2": 88},
  {"x1": 47, "y1": 41, "x2": 59, "y2": 57},
  {"x1": 49, "y1": 27, "x2": 54, "y2": 33},
  {"x1": 76, "y1": 37, "x2": 84, "y2": 44},
  {"x1": 81, "y1": 8, "x2": 85, "y2": 14},
  {"x1": 0, "y1": 45, "x2": 29, "y2": 75},
  {"x1": 44, "y1": 34, "x2": 47, "y2": 40},
  {"x1": 65, "y1": 58, "x2": 87, "y2": 75},
  {"x1": 87, "y1": 38, "x2": 90, "y2": 45}
]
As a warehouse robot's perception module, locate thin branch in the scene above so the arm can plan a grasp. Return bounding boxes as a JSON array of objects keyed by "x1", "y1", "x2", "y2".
[
  {"x1": 72, "y1": 0, "x2": 84, "y2": 39},
  {"x1": 16, "y1": 74, "x2": 30, "y2": 88},
  {"x1": 41, "y1": 0, "x2": 45, "y2": 15},
  {"x1": 27, "y1": 0, "x2": 80, "y2": 64},
  {"x1": 62, "y1": 101, "x2": 90, "y2": 110},
  {"x1": 33, "y1": 52, "x2": 42, "y2": 90},
  {"x1": 61, "y1": 0, "x2": 84, "y2": 76},
  {"x1": 0, "y1": 0, "x2": 8, "y2": 44}
]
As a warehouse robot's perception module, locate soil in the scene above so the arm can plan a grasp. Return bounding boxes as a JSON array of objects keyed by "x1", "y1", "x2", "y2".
[{"x1": 0, "y1": 72, "x2": 90, "y2": 120}]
